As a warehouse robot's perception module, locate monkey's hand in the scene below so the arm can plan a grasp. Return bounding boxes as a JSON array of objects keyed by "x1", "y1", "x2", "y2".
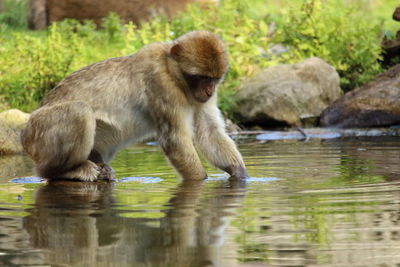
[{"x1": 225, "y1": 165, "x2": 249, "y2": 181}]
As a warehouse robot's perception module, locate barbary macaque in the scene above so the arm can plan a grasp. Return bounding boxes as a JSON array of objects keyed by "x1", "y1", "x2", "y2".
[{"x1": 21, "y1": 31, "x2": 248, "y2": 181}]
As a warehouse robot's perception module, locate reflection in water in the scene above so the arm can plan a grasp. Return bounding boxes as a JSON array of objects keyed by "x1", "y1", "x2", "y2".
[
  {"x1": 19, "y1": 179, "x2": 246, "y2": 267},
  {"x1": 23, "y1": 181, "x2": 116, "y2": 266}
]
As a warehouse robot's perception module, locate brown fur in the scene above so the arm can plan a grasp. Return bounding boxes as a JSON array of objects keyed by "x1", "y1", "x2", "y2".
[{"x1": 21, "y1": 31, "x2": 248, "y2": 181}]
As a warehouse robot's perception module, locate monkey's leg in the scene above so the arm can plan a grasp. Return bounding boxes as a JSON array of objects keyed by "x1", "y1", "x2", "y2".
[
  {"x1": 160, "y1": 134, "x2": 207, "y2": 180},
  {"x1": 22, "y1": 101, "x2": 100, "y2": 181},
  {"x1": 194, "y1": 108, "x2": 248, "y2": 179},
  {"x1": 156, "y1": 113, "x2": 207, "y2": 180}
]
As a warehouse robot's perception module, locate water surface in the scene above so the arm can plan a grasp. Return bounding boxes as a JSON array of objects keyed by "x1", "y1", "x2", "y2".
[{"x1": 1, "y1": 137, "x2": 400, "y2": 266}]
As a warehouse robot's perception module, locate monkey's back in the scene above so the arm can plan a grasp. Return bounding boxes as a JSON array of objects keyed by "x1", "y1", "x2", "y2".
[
  {"x1": 41, "y1": 57, "x2": 141, "y2": 109},
  {"x1": 40, "y1": 42, "x2": 169, "y2": 108}
]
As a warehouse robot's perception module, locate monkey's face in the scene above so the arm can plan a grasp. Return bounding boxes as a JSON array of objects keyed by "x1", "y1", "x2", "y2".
[
  {"x1": 183, "y1": 73, "x2": 220, "y2": 102},
  {"x1": 170, "y1": 31, "x2": 229, "y2": 103}
]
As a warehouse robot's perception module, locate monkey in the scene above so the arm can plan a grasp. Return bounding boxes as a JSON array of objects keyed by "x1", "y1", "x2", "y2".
[{"x1": 21, "y1": 30, "x2": 248, "y2": 182}]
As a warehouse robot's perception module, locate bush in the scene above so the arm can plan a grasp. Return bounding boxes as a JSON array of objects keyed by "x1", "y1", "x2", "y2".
[
  {"x1": 7, "y1": 41, "x2": 71, "y2": 108},
  {"x1": 0, "y1": 18, "x2": 124, "y2": 111},
  {"x1": 0, "y1": 23, "x2": 80, "y2": 110},
  {"x1": 101, "y1": 12, "x2": 123, "y2": 41},
  {"x1": 272, "y1": 0, "x2": 384, "y2": 91}
]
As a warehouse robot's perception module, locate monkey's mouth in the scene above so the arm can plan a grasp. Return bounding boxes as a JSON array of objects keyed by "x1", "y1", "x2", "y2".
[{"x1": 195, "y1": 92, "x2": 212, "y2": 103}]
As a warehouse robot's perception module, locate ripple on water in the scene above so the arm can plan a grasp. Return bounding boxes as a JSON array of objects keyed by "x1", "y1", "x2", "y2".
[
  {"x1": 207, "y1": 173, "x2": 279, "y2": 182},
  {"x1": 9, "y1": 176, "x2": 46, "y2": 184},
  {"x1": 117, "y1": 176, "x2": 163, "y2": 183}
]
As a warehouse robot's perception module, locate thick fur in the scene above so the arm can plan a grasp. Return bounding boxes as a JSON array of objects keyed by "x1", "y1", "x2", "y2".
[{"x1": 21, "y1": 31, "x2": 247, "y2": 181}]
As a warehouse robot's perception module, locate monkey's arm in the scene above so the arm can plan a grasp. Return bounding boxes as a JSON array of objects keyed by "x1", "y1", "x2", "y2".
[
  {"x1": 156, "y1": 110, "x2": 208, "y2": 180},
  {"x1": 194, "y1": 107, "x2": 248, "y2": 179}
]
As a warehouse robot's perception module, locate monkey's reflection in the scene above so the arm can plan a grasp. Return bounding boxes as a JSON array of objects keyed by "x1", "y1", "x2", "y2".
[
  {"x1": 24, "y1": 181, "x2": 118, "y2": 266},
  {"x1": 23, "y1": 179, "x2": 246, "y2": 266}
]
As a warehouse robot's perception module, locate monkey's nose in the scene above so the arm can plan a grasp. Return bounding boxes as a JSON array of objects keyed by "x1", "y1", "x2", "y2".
[{"x1": 206, "y1": 87, "x2": 213, "y2": 96}]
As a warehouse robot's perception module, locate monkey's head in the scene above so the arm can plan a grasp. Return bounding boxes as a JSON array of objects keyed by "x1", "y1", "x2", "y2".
[{"x1": 169, "y1": 31, "x2": 228, "y2": 103}]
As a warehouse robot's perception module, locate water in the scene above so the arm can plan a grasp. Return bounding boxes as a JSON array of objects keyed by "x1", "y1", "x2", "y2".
[{"x1": 1, "y1": 137, "x2": 400, "y2": 266}]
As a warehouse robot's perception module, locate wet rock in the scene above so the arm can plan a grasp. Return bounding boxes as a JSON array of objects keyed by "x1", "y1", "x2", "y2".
[
  {"x1": 320, "y1": 65, "x2": 400, "y2": 128},
  {"x1": 28, "y1": 0, "x2": 217, "y2": 30},
  {"x1": 0, "y1": 109, "x2": 30, "y2": 155},
  {"x1": 235, "y1": 57, "x2": 341, "y2": 127}
]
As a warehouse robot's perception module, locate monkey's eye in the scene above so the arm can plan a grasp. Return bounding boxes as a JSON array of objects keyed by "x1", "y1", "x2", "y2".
[
  {"x1": 183, "y1": 73, "x2": 220, "y2": 84},
  {"x1": 183, "y1": 73, "x2": 209, "y2": 81}
]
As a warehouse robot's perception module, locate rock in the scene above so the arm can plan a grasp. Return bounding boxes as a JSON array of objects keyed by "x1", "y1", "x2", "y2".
[
  {"x1": 320, "y1": 64, "x2": 400, "y2": 128},
  {"x1": 0, "y1": 109, "x2": 30, "y2": 130},
  {"x1": 0, "y1": 120, "x2": 24, "y2": 155},
  {"x1": 235, "y1": 57, "x2": 341, "y2": 127},
  {"x1": 0, "y1": 109, "x2": 30, "y2": 155},
  {"x1": 28, "y1": 0, "x2": 217, "y2": 30}
]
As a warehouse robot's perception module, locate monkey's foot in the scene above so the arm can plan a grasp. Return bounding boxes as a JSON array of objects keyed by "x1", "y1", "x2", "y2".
[
  {"x1": 59, "y1": 160, "x2": 100, "y2": 182},
  {"x1": 96, "y1": 163, "x2": 115, "y2": 181}
]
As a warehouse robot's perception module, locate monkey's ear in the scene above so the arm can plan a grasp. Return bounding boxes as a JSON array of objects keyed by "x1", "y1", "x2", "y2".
[{"x1": 170, "y1": 43, "x2": 182, "y2": 59}]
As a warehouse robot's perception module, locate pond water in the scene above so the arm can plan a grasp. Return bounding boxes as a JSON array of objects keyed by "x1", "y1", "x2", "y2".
[{"x1": 1, "y1": 136, "x2": 400, "y2": 266}]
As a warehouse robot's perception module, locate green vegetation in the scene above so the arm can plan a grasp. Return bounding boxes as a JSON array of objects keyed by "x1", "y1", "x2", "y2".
[
  {"x1": 0, "y1": 0, "x2": 398, "y2": 116},
  {"x1": 0, "y1": 0, "x2": 27, "y2": 29},
  {"x1": 273, "y1": 0, "x2": 384, "y2": 90}
]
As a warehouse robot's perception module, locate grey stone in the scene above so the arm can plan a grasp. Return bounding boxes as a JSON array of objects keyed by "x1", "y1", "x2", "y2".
[{"x1": 235, "y1": 57, "x2": 341, "y2": 127}]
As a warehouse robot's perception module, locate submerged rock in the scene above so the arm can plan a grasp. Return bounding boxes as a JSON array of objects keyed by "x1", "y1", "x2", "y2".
[
  {"x1": 235, "y1": 57, "x2": 341, "y2": 128},
  {"x1": 320, "y1": 65, "x2": 400, "y2": 128},
  {"x1": 0, "y1": 109, "x2": 30, "y2": 155}
]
